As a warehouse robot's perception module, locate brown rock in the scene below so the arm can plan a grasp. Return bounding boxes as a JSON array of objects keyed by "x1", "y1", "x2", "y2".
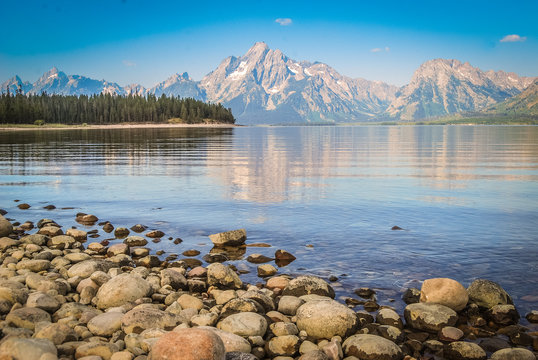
[
  {"x1": 149, "y1": 328, "x2": 225, "y2": 360},
  {"x1": 420, "y1": 278, "x2": 469, "y2": 311},
  {"x1": 209, "y1": 229, "x2": 247, "y2": 247}
]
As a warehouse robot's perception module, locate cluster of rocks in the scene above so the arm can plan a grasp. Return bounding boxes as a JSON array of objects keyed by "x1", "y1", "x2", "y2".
[{"x1": 0, "y1": 213, "x2": 537, "y2": 360}]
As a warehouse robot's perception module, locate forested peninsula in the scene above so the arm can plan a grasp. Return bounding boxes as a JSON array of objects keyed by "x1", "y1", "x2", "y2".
[{"x1": 0, "y1": 92, "x2": 235, "y2": 125}]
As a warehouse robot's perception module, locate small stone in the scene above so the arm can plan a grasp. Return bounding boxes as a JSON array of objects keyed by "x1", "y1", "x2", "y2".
[
  {"x1": 247, "y1": 254, "x2": 273, "y2": 264},
  {"x1": 299, "y1": 350, "x2": 330, "y2": 360},
  {"x1": 258, "y1": 264, "x2": 278, "y2": 277},
  {"x1": 342, "y1": 334, "x2": 402, "y2": 360},
  {"x1": 209, "y1": 229, "x2": 247, "y2": 247},
  {"x1": 283, "y1": 275, "x2": 335, "y2": 298},
  {"x1": 207, "y1": 263, "x2": 242, "y2": 289},
  {"x1": 18, "y1": 203, "x2": 31, "y2": 209},
  {"x1": 439, "y1": 326, "x2": 464, "y2": 342},
  {"x1": 75, "y1": 342, "x2": 119, "y2": 360},
  {"x1": 488, "y1": 304, "x2": 519, "y2": 325},
  {"x1": 274, "y1": 250, "x2": 296, "y2": 266},
  {"x1": 26, "y1": 291, "x2": 60, "y2": 312},
  {"x1": 266, "y1": 335, "x2": 300, "y2": 357},
  {"x1": 66, "y1": 228, "x2": 87, "y2": 241},
  {"x1": 34, "y1": 322, "x2": 78, "y2": 345},
  {"x1": 443, "y1": 341, "x2": 486, "y2": 360},
  {"x1": 217, "y1": 312, "x2": 268, "y2": 337},
  {"x1": 526, "y1": 310, "x2": 538, "y2": 323},
  {"x1": 146, "y1": 230, "x2": 165, "y2": 238},
  {"x1": 376, "y1": 308, "x2": 403, "y2": 329},
  {"x1": 130, "y1": 224, "x2": 147, "y2": 233},
  {"x1": 182, "y1": 249, "x2": 201, "y2": 256},
  {"x1": 490, "y1": 348, "x2": 536, "y2": 360},
  {"x1": 0, "y1": 215, "x2": 14, "y2": 237},
  {"x1": 108, "y1": 243, "x2": 130, "y2": 256},
  {"x1": 355, "y1": 288, "x2": 376, "y2": 298},
  {"x1": 103, "y1": 222, "x2": 114, "y2": 233},
  {"x1": 87, "y1": 311, "x2": 124, "y2": 336},
  {"x1": 177, "y1": 294, "x2": 204, "y2": 310},
  {"x1": 122, "y1": 305, "x2": 182, "y2": 334},
  {"x1": 278, "y1": 295, "x2": 305, "y2": 316},
  {"x1": 271, "y1": 322, "x2": 299, "y2": 336},
  {"x1": 124, "y1": 236, "x2": 148, "y2": 247},
  {"x1": 16, "y1": 259, "x2": 51, "y2": 272},
  {"x1": 114, "y1": 227, "x2": 130, "y2": 238}
]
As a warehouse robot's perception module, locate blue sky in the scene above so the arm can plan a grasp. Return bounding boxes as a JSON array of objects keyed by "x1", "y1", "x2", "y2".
[{"x1": 1, "y1": 0, "x2": 537, "y2": 87}]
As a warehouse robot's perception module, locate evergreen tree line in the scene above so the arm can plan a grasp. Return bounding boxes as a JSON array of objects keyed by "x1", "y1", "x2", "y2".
[{"x1": 0, "y1": 91, "x2": 235, "y2": 125}]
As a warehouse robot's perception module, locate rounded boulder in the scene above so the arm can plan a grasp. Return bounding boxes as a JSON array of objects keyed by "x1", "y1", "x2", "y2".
[
  {"x1": 420, "y1": 278, "x2": 469, "y2": 311},
  {"x1": 149, "y1": 328, "x2": 225, "y2": 360},
  {"x1": 96, "y1": 273, "x2": 152, "y2": 309},
  {"x1": 404, "y1": 303, "x2": 458, "y2": 332},
  {"x1": 342, "y1": 334, "x2": 402, "y2": 360},
  {"x1": 296, "y1": 299, "x2": 358, "y2": 340}
]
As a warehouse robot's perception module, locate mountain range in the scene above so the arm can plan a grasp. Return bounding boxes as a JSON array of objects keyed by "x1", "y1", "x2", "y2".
[{"x1": 1, "y1": 42, "x2": 536, "y2": 124}]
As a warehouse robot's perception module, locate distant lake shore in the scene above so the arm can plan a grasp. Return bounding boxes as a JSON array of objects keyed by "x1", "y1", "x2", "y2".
[{"x1": 0, "y1": 123, "x2": 240, "y2": 131}]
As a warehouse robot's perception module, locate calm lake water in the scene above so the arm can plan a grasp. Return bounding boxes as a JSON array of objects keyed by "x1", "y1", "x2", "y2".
[{"x1": 1, "y1": 125, "x2": 537, "y2": 314}]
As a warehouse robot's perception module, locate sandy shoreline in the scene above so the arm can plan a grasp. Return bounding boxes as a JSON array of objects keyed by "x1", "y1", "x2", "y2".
[{"x1": 0, "y1": 123, "x2": 240, "y2": 131}]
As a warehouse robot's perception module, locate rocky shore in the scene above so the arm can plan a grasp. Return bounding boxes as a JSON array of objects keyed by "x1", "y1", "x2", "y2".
[{"x1": 0, "y1": 211, "x2": 536, "y2": 360}]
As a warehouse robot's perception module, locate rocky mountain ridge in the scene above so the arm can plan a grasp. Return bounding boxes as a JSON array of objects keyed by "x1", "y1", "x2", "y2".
[{"x1": 1, "y1": 43, "x2": 536, "y2": 124}]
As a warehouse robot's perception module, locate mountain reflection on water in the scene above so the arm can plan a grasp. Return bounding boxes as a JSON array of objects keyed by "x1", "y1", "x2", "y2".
[{"x1": 0, "y1": 125, "x2": 537, "y2": 314}]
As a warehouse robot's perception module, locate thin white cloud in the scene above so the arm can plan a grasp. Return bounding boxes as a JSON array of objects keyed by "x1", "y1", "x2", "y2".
[
  {"x1": 275, "y1": 18, "x2": 292, "y2": 26},
  {"x1": 122, "y1": 60, "x2": 136, "y2": 67},
  {"x1": 500, "y1": 34, "x2": 526, "y2": 43},
  {"x1": 371, "y1": 47, "x2": 390, "y2": 53}
]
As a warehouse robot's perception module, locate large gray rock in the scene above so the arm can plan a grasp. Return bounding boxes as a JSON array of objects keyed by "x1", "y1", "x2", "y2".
[
  {"x1": 342, "y1": 334, "x2": 402, "y2": 360},
  {"x1": 217, "y1": 312, "x2": 268, "y2": 337},
  {"x1": 444, "y1": 341, "x2": 487, "y2": 360},
  {"x1": 0, "y1": 337, "x2": 57, "y2": 360},
  {"x1": 467, "y1": 279, "x2": 513, "y2": 309},
  {"x1": 420, "y1": 278, "x2": 469, "y2": 311},
  {"x1": 209, "y1": 229, "x2": 247, "y2": 247},
  {"x1": 404, "y1": 303, "x2": 458, "y2": 332},
  {"x1": 282, "y1": 275, "x2": 335, "y2": 298},
  {"x1": 207, "y1": 263, "x2": 242, "y2": 289},
  {"x1": 87, "y1": 311, "x2": 124, "y2": 336},
  {"x1": 296, "y1": 299, "x2": 358, "y2": 339},
  {"x1": 122, "y1": 305, "x2": 183, "y2": 334},
  {"x1": 490, "y1": 348, "x2": 536, "y2": 360},
  {"x1": 0, "y1": 214, "x2": 13, "y2": 237},
  {"x1": 95, "y1": 273, "x2": 152, "y2": 309}
]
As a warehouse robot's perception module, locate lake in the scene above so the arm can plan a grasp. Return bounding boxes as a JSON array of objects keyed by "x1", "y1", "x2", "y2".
[{"x1": 1, "y1": 125, "x2": 537, "y2": 314}]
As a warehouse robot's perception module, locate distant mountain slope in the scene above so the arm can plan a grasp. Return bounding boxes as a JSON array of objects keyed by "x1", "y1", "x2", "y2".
[
  {"x1": 483, "y1": 79, "x2": 538, "y2": 116},
  {"x1": 148, "y1": 72, "x2": 206, "y2": 100},
  {"x1": 29, "y1": 67, "x2": 126, "y2": 96},
  {"x1": 386, "y1": 59, "x2": 536, "y2": 121},
  {"x1": 200, "y1": 42, "x2": 398, "y2": 124}
]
